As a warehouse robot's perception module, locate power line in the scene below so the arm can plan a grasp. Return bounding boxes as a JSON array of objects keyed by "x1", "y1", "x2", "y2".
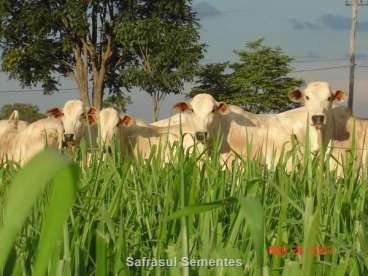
[
  {"x1": 197, "y1": 9, "x2": 249, "y2": 18},
  {"x1": 293, "y1": 58, "x2": 348, "y2": 63},
  {"x1": 292, "y1": 65, "x2": 350, "y2": 73},
  {"x1": 214, "y1": 9, "x2": 249, "y2": 15},
  {"x1": 292, "y1": 57, "x2": 368, "y2": 63},
  {"x1": 291, "y1": 64, "x2": 368, "y2": 72},
  {"x1": 203, "y1": 56, "x2": 368, "y2": 65}
]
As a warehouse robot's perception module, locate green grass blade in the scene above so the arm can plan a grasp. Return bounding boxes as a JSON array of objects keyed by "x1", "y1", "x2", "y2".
[
  {"x1": 95, "y1": 222, "x2": 107, "y2": 276},
  {"x1": 0, "y1": 150, "x2": 73, "y2": 270},
  {"x1": 167, "y1": 198, "x2": 236, "y2": 221},
  {"x1": 33, "y1": 163, "x2": 78, "y2": 276},
  {"x1": 301, "y1": 197, "x2": 320, "y2": 276},
  {"x1": 239, "y1": 197, "x2": 265, "y2": 275}
]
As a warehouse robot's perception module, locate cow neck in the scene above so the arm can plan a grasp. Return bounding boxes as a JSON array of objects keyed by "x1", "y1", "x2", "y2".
[
  {"x1": 324, "y1": 107, "x2": 351, "y2": 145},
  {"x1": 318, "y1": 108, "x2": 345, "y2": 155},
  {"x1": 208, "y1": 112, "x2": 231, "y2": 154},
  {"x1": 308, "y1": 125, "x2": 322, "y2": 153}
]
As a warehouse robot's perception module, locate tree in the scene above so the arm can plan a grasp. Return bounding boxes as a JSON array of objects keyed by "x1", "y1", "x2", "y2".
[
  {"x1": 0, "y1": 103, "x2": 44, "y2": 122},
  {"x1": 0, "y1": 0, "x2": 203, "y2": 112},
  {"x1": 0, "y1": 1, "x2": 119, "y2": 109},
  {"x1": 102, "y1": 93, "x2": 131, "y2": 113},
  {"x1": 191, "y1": 39, "x2": 304, "y2": 113},
  {"x1": 190, "y1": 62, "x2": 238, "y2": 102},
  {"x1": 118, "y1": 7, "x2": 204, "y2": 121}
]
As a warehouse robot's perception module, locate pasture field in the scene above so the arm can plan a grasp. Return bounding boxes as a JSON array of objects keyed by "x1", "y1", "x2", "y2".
[{"x1": 0, "y1": 138, "x2": 367, "y2": 276}]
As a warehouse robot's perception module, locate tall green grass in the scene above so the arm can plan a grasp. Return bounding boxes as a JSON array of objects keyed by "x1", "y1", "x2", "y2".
[{"x1": 0, "y1": 137, "x2": 367, "y2": 276}]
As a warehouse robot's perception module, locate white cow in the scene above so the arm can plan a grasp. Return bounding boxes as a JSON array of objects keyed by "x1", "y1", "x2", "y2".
[
  {"x1": 81, "y1": 107, "x2": 126, "y2": 151},
  {"x1": 288, "y1": 82, "x2": 346, "y2": 152},
  {"x1": 0, "y1": 117, "x2": 64, "y2": 166},
  {"x1": 98, "y1": 108, "x2": 124, "y2": 147},
  {"x1": 218, "y1": 82, "x2": 346, "y2": 169},
  {"x1": 153, "y1": 93, "x2": 229, "y2": 139},
  {"x1": 288, "y1": 81, "x2": 368, "y2": 175},
  {"x1": 46, "y1": 99, "x2": 96, "y2": 145},
  {"x1": 73, "y1": 107, "x2": 122, "y2": 165}
]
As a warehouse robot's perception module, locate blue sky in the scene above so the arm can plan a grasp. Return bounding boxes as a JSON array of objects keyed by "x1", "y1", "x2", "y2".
[
  {"x1": 195, "y1": 0, "x2": 368, "y2": 61},
  {"x1": 1, "y1": 0, "x2": 368, "y2": 120}
]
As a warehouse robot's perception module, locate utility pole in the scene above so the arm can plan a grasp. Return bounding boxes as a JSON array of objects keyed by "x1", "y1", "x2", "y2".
[{"x1": 345, "y1": 0, "x2": 368, "y2": 112}]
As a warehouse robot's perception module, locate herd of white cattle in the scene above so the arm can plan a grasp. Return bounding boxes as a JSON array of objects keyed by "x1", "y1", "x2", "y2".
[{"x1": 0, "y1": 81, "x2": 367, "y2": 175}]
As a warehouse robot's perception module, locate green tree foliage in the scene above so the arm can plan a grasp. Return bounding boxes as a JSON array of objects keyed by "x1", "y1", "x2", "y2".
[
  {"x1": 191, "y1": 39, "x2": 304, "y2": 113},
  {"x1": 0, "y1": 0, "x2": 127, "y2": 108},
  {"x1": 190, "y1": 62, "x2": 236, "y2": 101},
  {"x1": 0, "y1": 103, "x2": 44, "y2": 122},
  {"x1": 118, "y1": 7, "x2": 204, "y2": 121},
  {"x1": 0, "y1": 0, "x2": 204, "y2": 113},
  {"x1": 102, "y1": 93, "x2": 131, "y2": 113}
]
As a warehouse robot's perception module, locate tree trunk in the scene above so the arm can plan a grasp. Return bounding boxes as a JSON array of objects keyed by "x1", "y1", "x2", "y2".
[
  {"x1": 73, "y1": 46, "x2": 90, "y2": 107},
  {"x1": 88, "y1": 37, "x2": 112, "y2": 110},
  {"x1": 151, "y1": 91, "x2": 161, "y2": 122},
  {"x1": 79, "y1": 85, "x2": 90, "y2": 106},
  {"x1": 150, "y1": 91, "x2": 168, "y2": 122},
  {"x1": 92, "y1": 73, "x2": 105, "y2": 110},
  {"x1": 152, "y1": 100, "x2": 159, "y2": 122}
]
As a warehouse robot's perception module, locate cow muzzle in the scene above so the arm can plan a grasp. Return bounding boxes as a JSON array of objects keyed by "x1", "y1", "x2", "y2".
[
  {"x1": 62, "y1": 133, "x2": 75, "y2": 147},
  {"x1": 195, "y1": 131, "x2": 208, "y2": 142},
  {"x1": 103, "y1": 146, "x2": 113, "y2": 154},
  {"x1": 311, "y1": 115, "x2": 325, "y2": 129}
]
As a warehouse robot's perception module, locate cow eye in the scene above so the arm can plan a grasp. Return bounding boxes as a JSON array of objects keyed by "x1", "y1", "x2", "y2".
[
  {"x1": 305, "y1": 96, "x2": 310, "y2": 100},
  {"x1": 212, "y1": 107, "x2": 217, "y2": 113},
  {"x1": 328, "y1": 96, "x2": 332, "y2": 101}
]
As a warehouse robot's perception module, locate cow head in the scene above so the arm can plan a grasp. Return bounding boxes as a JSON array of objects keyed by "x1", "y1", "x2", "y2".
[
  {"x1": 172, "y1": 94, "x2": 229, "y2": 142},
  {"x1": 46, "y1": 100, "x2": 96, "y2": 144},
  {"x1": 98, "y1": 108, "x2": 135, "y2": 147},
  {"x1": 289, "y1": 82, "x2": 345, "y2": 130}
]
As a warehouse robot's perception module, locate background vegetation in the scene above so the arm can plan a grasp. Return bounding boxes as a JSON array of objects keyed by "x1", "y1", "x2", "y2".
[
  {"x1": 0, "y1": 103, "x2": 44, "y2": 122},
  {"x1": 191, "y1": 39, "x2": 304, "y2": 113}
]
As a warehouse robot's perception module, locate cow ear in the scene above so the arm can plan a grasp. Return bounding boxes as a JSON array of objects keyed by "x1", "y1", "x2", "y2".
[
  {"x1": 8, "y1": 110, "x2": 19, "y2": 128},
  {"x1": 216, "y1": 102, "x2": 229, "y2": 114},
  {"x1": 120, "y1": 115, "x2": 135, "y2": 127},
  {"x1": 8, "y1": 110, "x2": 19, "y2": 121},
  {"x1": 80, "y1": 107, "x2": 97, "y2": 124},
  {"x1": 288, "y1": 89, "x2": 304, "y2": 103},
  {"x1": 333, "y1": 90, "x2": 346, "y2": 102},
  {"x1": 172, "y1": 102, "x2": 192, "y2": 113},
  {"x1": 88, "y1": 107, "x2": 97, "y2": 115},
  {"x1": 86, "y1": 107, "x2": 97, "y2": 124},
  {"x1": 46, "y1": 107, "x2": 64, "y2": 118}
]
